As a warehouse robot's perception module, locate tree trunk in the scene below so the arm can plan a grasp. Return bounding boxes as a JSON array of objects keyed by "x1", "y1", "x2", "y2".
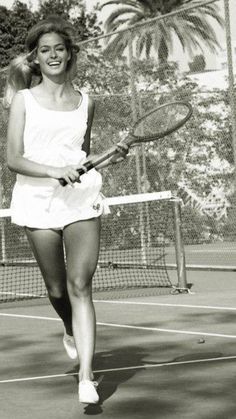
[{"x1": 158, "y1": 36, "x2": 169, "y2": 81}]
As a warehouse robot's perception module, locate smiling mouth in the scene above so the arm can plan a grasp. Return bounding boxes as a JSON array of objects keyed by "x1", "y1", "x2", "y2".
[{"x1": 48, "y1": 61, "x2": 61, "y2": 67}]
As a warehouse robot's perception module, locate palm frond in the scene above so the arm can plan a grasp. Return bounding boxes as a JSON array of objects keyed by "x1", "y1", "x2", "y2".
[
  {"x1": 100, "y1": 0, "x2": 143, "y2": 10},
  {"x1": 103, "y1": 37, "x2": 129, "y2": 58},
  {"x1": 101, "y1": 0, "x2": 224, "y2": 62},
  {"x1": 104, "y1": 7, "x2": 142, "y2": 32}
]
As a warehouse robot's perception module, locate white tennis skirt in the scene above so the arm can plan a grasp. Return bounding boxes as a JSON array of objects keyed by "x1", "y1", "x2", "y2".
[{"x1": 10, "y1": 169, "x2": 110, "y2": 229}]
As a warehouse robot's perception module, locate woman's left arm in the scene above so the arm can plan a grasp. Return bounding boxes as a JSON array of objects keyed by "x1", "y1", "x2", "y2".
[{"x1": 82, "y1": 96, "x2": 95, "y2": 156}]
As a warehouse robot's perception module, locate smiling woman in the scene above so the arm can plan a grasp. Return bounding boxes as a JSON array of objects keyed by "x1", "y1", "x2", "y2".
[
  {"x1": 3, "y1": 14, "x2": 127, "y2": 406},
  {"x1": 30, "y1": 32, "x2": 81, "y2": 111},
  {"x1": 4, "y1": 15, "x2": 80, "y2": 108}
]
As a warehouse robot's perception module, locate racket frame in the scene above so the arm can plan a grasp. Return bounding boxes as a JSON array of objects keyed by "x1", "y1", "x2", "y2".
[{"x1": 127, "y1": 101, "x2": 193, "y2": 144}]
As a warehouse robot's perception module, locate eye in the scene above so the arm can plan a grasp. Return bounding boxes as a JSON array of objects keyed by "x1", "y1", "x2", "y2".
[{"x1": 40, "y1": 48, "x2": 49, "y2": 54}]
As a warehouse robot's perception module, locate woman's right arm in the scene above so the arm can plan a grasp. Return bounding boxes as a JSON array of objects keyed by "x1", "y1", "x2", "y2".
[
  {"x1": 7, "y1": 92, "x2": 54, "y2": 177},
  {"x1": 7, "y1": 92, "x2": 79, "y2": 185}
]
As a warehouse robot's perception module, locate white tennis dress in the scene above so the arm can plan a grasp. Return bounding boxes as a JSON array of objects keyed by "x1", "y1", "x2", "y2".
[{"x1": 10, "y1": 89, "x2": 108, "y2": 229}]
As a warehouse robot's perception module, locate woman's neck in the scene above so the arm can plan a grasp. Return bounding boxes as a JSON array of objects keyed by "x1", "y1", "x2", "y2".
[{"x1": 38, "y1": 77, "x2": 72, "y2": 98}]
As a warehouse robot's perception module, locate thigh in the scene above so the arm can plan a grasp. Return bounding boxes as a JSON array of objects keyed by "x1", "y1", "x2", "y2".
[
  {"x1": 63, "y1": 217, "x2": 101, "y2": 283},
  {"x1": 25, "y1": 227, "x2": 67, "y2": 290}
]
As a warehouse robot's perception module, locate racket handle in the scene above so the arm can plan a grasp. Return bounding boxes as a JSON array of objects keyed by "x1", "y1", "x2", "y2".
[
  {"x1": 59, "y1": 144, "x2": 121, "y2": 186},
  {"x1": 59, "y1": 161, "x2": 95, "y2": 186}
]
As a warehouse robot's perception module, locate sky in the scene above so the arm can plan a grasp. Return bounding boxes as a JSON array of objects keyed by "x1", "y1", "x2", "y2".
[{"x1": 0, "y1": 0, "x2": 98, "y2": 11}]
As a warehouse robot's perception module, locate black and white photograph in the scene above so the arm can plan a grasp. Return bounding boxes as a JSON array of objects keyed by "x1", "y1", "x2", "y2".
[{"x1": 0, "y1": 0, "x2": 236, "y2": 418}]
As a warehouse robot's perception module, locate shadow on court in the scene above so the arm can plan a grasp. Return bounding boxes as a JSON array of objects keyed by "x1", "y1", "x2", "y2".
[{"x1": 66, "y1": 346, "x2": 151, "y2": 415}]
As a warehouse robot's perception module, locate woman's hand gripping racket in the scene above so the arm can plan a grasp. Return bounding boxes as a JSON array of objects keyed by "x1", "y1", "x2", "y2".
[{"x1": 59, "y1": 101, "x2": 192, "y2": 186}]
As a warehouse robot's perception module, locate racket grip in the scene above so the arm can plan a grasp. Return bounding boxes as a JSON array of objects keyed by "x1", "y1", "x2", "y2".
[{"x1": 59, "y1": 161, "x2": 95, "y2": 186}]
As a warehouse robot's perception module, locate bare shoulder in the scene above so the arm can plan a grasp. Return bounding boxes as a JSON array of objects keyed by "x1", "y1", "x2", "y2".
[
  {"x1": 29, "y1": 86, "x2": 38, "y2": 95},
  {"x1": 30, "y1": 85, "x2": 43, "y2": 95}
]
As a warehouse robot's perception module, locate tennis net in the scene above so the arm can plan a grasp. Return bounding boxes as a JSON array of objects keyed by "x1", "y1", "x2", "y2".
[{"x1": 0, "y1": 191, "x2": 182, "y2": 303}]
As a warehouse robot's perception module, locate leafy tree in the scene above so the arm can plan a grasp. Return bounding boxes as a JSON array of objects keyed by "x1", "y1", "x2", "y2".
[
  {"x1": 137, "y1": 71, "x2": 233, "y2": 198},
  {"x1": 0, "y1": 1, "x2": 37, "y2": 68},
  {"x1": 74, "y1": 50, "x2": 130, "y2": 94},
  {"x1": 36, "y1": 0, "x2": 102, "y2": 41},
  {"x1": 100, "y1": 0, "x2": 224, "y2": 76}
]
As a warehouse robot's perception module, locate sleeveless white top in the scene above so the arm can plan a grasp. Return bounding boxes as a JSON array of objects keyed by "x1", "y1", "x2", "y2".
[{"x1": 10, "y1": 89, "x2": 108, "y2": 229}]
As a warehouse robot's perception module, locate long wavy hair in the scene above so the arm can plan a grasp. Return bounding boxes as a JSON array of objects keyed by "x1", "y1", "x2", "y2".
[{"x1": 3, "y1": 15, "x2": 80, "y2": 108}]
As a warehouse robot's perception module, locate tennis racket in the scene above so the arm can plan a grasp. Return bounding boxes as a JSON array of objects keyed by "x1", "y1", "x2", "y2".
[{"x1": 59, "y1": 101, "x2": 192, "y2": 186}]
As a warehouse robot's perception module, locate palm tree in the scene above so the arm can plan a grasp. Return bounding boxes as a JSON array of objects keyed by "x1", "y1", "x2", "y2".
[{"x1": 100, "y1": 0, "x2": 224, "y2": 66}]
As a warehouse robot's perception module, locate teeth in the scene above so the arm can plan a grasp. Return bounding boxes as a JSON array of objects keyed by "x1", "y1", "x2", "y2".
[{"x1": 49, "y1": 62, "x2": 60, "y2": 66}]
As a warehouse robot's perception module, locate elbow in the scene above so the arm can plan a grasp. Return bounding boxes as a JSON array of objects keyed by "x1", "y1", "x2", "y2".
[
  {"x1": 7, "y1": 154, "x2": 18, "y2": 173},
  {"x1": 7, "y1": 162, "x2": 16, "y2": 173}
]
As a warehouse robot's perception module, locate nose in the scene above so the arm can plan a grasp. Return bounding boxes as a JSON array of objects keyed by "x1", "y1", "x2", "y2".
[{"x1": 50, "y1": 48, "x2": 57, "y2": 58}]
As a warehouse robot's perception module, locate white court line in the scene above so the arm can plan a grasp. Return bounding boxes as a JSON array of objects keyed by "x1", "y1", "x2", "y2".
[
  {"x1": 181, "y1": 249, "x2": 236, "y2": 253},
  {"x1": 0, "y1": 292, "x2": 45, "y2": 298},
  {"x1": 1, "y1": 312, "x2": 236, "y2": 339},
  {"x1": 0, "y1": 313, "x2": 60, "y2": 321},
  {"x1": 98, "y1": 321, "x2": 236, "y2": 339},
  {"x1": 166, "y1": 249, "x2": 236, "y2": 254},
  {"x1": 94, "y1": 300, "x2": 236, "y2": 312},
  {"x1": 1, "y1": 355, "x2": 236, "y2": 384}
]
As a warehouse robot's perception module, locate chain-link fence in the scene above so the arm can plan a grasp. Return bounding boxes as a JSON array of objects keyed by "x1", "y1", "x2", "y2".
[{"x1": 0, "y1": 0, "x2": 236, "y2": 270}]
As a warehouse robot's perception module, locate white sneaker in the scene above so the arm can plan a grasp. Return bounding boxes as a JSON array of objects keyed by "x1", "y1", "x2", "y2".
[
  {"x1": 78, "y1": 380, "x2": 99, "y2": 404},
  {"x1": 63, "y1": 330, "x2": 77, "y2": 360}
]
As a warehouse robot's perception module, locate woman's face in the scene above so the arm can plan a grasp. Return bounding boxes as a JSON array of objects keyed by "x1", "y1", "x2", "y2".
[{"x1": 35, "y1": 32, "x2": 71, "y2": 78}]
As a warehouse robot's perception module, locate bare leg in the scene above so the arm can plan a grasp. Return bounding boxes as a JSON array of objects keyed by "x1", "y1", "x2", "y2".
[
  {"x1": 25, "y1": 228, "x2": 73, "y2": 335},
  {"x1": 63, "y1": 217, "x2": 101, "y2": 381}
]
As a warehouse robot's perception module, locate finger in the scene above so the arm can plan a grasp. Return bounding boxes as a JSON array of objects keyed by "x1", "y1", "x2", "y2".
[
  {"x1": 68, "y1": 169, "x2": 81, "y2": 183},
  {"x1": 68, "y1": 170, "x2": 80, "y2": 183},
  {"x1": 63, "y1": 176, "x2": 73, "y2": 186},
  {"x1": 116, "y1": 143, "x2": 129, "y2": 154},
  {"x1": 114, "y1": 157, "x2": 124, "y2": 163},
  {"x1": 65, "y1": 171, "x2": 78, "y2": 185},
  {"x1": 75, "y1": 174, "x2": 81, "y2": 183},
  {"x1": 80, "y1": 165, "x2": 88, "y2": 174}
]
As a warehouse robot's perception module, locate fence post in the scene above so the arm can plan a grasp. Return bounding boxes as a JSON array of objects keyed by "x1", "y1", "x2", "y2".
[
  {"x1": 172, "y1": 198, "x2": 189, "y2": 293},
  {"x1": 224, "y1": 0, "x2": 236, "y2": 185},
  {"x1": 128, "y1": 31, "x2": 142, "y2": 194}
]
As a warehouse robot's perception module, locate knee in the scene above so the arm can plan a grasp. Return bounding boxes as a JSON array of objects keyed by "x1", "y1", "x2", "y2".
[
  {"x1": 67, "y1": 272, "x2": 92, "y2": 299},
  {"x1": 46, "y1": 283, "x2": 67, "y2": 300}
]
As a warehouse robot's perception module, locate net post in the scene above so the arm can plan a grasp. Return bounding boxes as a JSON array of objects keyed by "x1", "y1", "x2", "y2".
[
  {"x1": 0, "y1": 170, "x2": 7, "y2": 264},
  {"x1": 171, "y1": 197, "x2": 189, "y2": 294},
  {"x1": 0, "y1": 218, "x2": 6, "y2": 263}
]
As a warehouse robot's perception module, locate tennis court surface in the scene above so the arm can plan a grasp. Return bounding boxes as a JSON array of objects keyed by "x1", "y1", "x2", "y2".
[{"x1": 1, "y1": 268, "x2": 236, "y2": 419}]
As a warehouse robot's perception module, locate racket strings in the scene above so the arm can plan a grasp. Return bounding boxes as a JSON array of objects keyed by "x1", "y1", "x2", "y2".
[{"x1": 132, "y1": 104, "x2": 191, "y2": 140}]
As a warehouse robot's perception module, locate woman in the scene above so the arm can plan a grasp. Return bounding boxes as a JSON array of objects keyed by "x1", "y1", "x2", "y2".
[{"x1": 5, "y1": 15, "x2": 127, "y2": 404}]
